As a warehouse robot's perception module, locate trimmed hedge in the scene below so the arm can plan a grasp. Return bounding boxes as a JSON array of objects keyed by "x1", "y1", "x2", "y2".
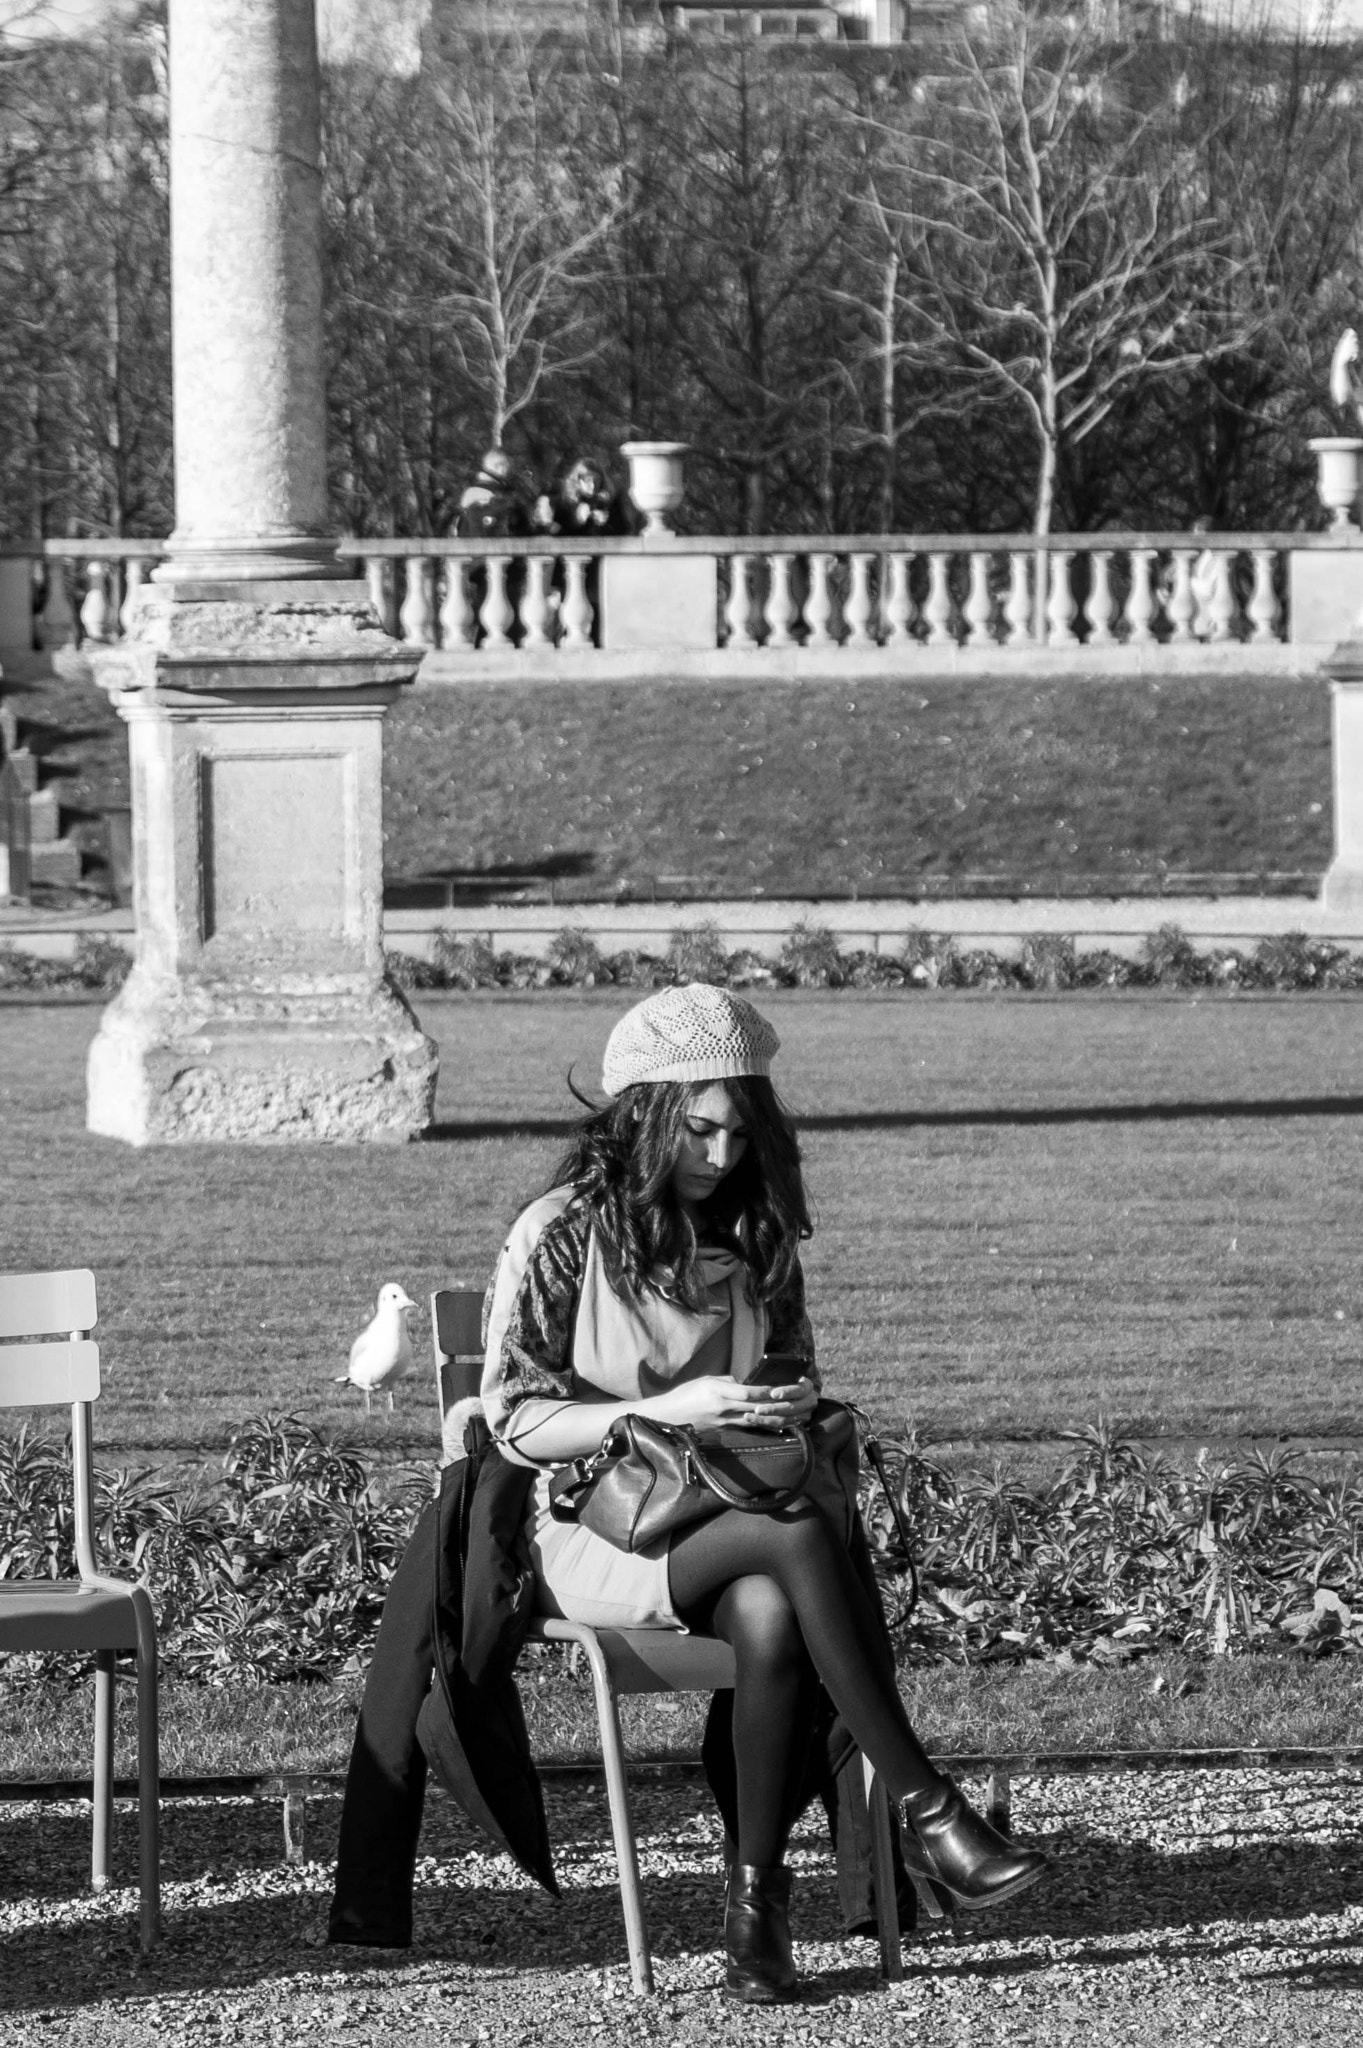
[
  {"x1": 6, "y1": 922, "x2": 1361, "y2": 1001},
  {"x1": 387, "y1": 920, "x2": 1363, "y2": 995}
]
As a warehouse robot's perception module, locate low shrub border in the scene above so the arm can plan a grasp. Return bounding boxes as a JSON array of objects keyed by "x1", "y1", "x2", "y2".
[
  {"x1": 387, "y1": 920, "x2": 1363, "y2": 996},
  {"x1": 6, "y1": 922, "x2": 1363, "y2": 999},
  {"x1": 0, "y1": 1413, "x2": 1357, "y2": 1690},
  {"x1": 0, "y1": 934, "x2": 132, "y2": 995}
]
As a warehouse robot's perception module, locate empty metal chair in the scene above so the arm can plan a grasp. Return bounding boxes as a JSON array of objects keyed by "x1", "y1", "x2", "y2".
[{"x1": 0, "y1": 1268, "x2": 159, "y2": 1950}]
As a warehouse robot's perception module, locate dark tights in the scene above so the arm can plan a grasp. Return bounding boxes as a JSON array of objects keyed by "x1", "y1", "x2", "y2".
[
  {"x1": 698, "y1": 1576, "x2": 821, "y2": 1866},
  {"x1": 670, "y1": 1503, "x2": 942, "y2": 1864}
]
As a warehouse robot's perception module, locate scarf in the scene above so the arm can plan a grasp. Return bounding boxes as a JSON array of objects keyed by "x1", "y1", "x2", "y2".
[{"x1": 571, "y1": 1227, "x2": 766, "y2": 1395}]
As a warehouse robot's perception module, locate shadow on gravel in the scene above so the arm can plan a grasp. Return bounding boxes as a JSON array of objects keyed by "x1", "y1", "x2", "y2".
[
  {"x1": 1, "y1": 1792, "x2": 1362, "y2": 2019},
  {"x1": 1244, "y1": 1925, "x2": 1358, "y2": 1990},
  {"x1": 0, "y1": 1868, "x2": 884, "y2": 2018}
]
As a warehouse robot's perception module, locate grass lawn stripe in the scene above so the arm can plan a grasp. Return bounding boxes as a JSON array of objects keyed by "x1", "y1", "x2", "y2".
[
  {"x1": 2, "y1": 991, "x2": 1361, "y2": 1456},
  {"x1": 22, "y1": 665, "x2": 1334, "y2": 893}
]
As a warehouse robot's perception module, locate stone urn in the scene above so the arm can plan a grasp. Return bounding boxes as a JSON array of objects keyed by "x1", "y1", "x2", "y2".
[
  {"x1": 1309, "y1": 436, "x2": 1363, "y2": 530},
  {"x1": 620, "y1": 441, "x2": 688, "y2": 537}
]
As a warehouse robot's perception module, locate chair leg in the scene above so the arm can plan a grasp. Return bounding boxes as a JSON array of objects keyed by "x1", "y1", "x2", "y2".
[
  {"x1": 574, "y1": 1631, "x2": 654, "y2": 1996},
  {"x1": 92, "y1": 1650, "x2": 115, "y2": 1893},
  {"x1": 134, "y1": 1593, "x2": 161, "y2": 1952},
  {"x1": 987, "y1": 1765, "x2": 1012, "y2": 1838},
  {"x1": 863, "y1": 1756, "x2": 902, "y2": 1983}
]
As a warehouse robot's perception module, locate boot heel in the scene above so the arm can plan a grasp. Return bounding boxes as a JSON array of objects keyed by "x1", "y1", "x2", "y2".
[
  {"x1": 904, "y1": 1867, "x2": 950, "y2": 1921},
  {"x1": 898, "y1": 1779, "x2": 1048, "y2": 1915}
]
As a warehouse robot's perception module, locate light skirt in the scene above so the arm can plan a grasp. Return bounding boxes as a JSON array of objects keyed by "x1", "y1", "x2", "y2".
[{"x1": 526, "y1": 1470, "x2": 683, "y2": 1632}]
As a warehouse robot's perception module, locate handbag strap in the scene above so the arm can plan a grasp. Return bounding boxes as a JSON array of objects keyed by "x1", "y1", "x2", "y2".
[
  {"x1": 684, "y1": 1422, "x2": 815, "y2": 1513},
  {"x1": 855, "y1": 1418, "x2": 920, "y2": 1620}
]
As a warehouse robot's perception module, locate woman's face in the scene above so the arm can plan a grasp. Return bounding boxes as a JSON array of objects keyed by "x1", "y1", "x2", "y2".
[{"x1": 670, "y1": 1082, "x2": 750, "y2": 1210}]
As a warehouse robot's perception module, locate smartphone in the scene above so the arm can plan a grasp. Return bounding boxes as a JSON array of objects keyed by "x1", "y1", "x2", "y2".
[{"x1": 753, "y1": 1352, "x2": 808, "y2": 1386}]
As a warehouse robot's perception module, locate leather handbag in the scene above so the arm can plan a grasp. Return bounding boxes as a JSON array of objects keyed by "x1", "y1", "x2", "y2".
[{"x1": 548, "y1": 1400, "x2": 860, "y2": 1555}]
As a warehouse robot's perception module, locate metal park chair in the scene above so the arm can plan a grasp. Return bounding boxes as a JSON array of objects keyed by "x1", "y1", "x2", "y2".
[
  {"x1": 0, "y1": 1269, "x2": 160, "y2": 1951},
  {"x1": 431, "y1": 1287, "x2": 902, "y2": 1996}
]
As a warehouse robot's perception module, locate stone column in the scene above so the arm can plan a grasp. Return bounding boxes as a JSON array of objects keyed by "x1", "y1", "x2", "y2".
[
  {"x1": 1323, "y1": 643, "x2": 1363, "y2": 915},
  {"x1": 86, "y1": 0, "x2": 436, "y2": 1144},
  {"x1": 159, "y1": 0, "x2": 331, "y2": 584}
]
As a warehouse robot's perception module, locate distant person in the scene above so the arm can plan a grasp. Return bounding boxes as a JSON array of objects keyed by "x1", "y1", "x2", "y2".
[
  {"x1": 1159, "y1": 517, "x2": 1221, "y2": 640},
  {"x1": 454, "y1": 447, "x2": 539, "y2": 640},
  {"x1": 539, "y1": 457, "x2": 638, "y2": 641},
  {"x1": 547, "y1": 456, "x2": 636, "y2": 539},
  {"x1": 454, "y1": 447, "x2": 535, "y2": 540}
]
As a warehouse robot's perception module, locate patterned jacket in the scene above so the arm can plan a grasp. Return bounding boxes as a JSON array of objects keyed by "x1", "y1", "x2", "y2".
[{"x1": 481, "y1": 1188, "x2": 817, "y2": 1465}]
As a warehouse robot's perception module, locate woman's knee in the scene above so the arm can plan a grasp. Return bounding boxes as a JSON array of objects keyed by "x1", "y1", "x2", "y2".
[
  {"x1": 772, "y1": 1497, "x2": 844, "y2": 1570},
  {"x1": 716, "y1": 1573, "x2": 805, "y2": 1669}
]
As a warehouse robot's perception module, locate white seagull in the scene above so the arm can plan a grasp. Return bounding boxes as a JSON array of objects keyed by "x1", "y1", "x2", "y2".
[{"x1": 337, "y1": 1283, "x2": 417, "y2": 1416}]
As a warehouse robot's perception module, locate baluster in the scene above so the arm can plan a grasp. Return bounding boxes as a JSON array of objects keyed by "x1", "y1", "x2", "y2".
[
  {"x1": 764, "y1": 554, "x2": 796, "y2": 648},
  {"x1": 437, "y1": 560, "x2": 476, "y2": 648},
  {"x1": 1166, "y1": 550, "x2": 1195, "y2": 643},
  {"x1": 398, "y1": 555, "x2": 434, "y2": 646},
  {"x1": 805, "y1": 552, "x2": 835, "y2": 646},
  {"x1": 79, "y1": 558, "x2": 113, "y2": 643},
  {"x1": 1248, "y1": 549, "x2": 1281, "y2": 644},
  {"x1": 520, "y1": 555, "x2": 553, "y2": 648},
  {"x1": 1126, "y1": 549, "x2": 1156, "y2": 644},
  {"x1": 845, "y1": 551, "x2": 875, "y2": 646},
  {"x1": 964, "y1": 551, "x2": 993, "y2": 646},
  {"x1": 560, "y1": 556, "x2": 593, "y2": 649},
  {"x1": 1206, "y1": 551, "x2": 1236, "y2": 643},
  {"x1": 883, "y1": 553, "x2": 914, "y2": 644},
  {"x1": 1045, "y1": 551, "x2": 1077, "y2": 646},
  {"x1": 120, "y1": 556, "x2": 147, "y2": 638},
  {"x1": 1084, "y1": 550, "x2": 1115, "y2": 645},
  {"x1": 1032, "y1": 548, "x2": 1048, "y2": 640},
  {"x1": 480, "y1": 556, "x2": 515, "y2": 649},
  {"x1": 365, "y1": 556, "x2": 397, "y2": 636},
  {"x1": 1004, "y1": 554, "x2": 1032, "y2": 645},
  {"x1": 924, "y1": 553, "x2": 954, "y2": 645},
  {"x1": 723, "y1": 554, "x2": 756, "y2": 649},
  {"x1": 39, "y1": 559, "x2": 76, "y2": 648}
]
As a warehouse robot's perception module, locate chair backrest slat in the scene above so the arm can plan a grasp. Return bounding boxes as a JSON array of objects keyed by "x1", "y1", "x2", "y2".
[
  {"x1": 0, "y1": 1269, "x2": 97, "y2": 1340},
  {"x1": 431, "y1": 1288, "x2": 485, "y2": 1416},
  {"x1": 0, "y1": 1338, "x2": 101, "y2": 1408},
  {"x1": 433, "y1": 1289, "x2": 483, "y2": 1360}
]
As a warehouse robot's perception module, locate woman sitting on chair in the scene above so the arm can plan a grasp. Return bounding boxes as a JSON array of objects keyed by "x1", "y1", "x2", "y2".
[{"x1": 483, "y1": 984, "x2": 1048, "y2": 2004}]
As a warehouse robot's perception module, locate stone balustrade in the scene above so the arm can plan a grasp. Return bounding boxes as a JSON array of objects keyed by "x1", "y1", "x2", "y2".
[
  {"x1": 337, "y1": 533, "x2": 1313, "y2": 658},
  {"x1": 0, "y1": 541, "x2": 167, "y2": 655},
  {"x1": 10, "y1": 530, "x2": 1363, "y2": 667}
]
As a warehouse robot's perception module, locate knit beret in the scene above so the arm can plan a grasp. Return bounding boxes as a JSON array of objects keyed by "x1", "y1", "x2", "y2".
[{"x1": 601, "y1": 983, "x2": 780, "y2": 1097}]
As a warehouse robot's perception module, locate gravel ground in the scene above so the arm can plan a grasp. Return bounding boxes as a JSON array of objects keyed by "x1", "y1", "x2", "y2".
[{"x1": 1, "y1": 1765, "x2": 1361, "y2": 2046}]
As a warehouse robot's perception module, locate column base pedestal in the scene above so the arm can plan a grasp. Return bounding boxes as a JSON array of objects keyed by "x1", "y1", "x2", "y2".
[
  {"x1": 1319, "y1": 863, "x2": 1363, "y2": 917},
  {"x1": 87, "y1": 972, "x2": 437, "y2": 1146}
]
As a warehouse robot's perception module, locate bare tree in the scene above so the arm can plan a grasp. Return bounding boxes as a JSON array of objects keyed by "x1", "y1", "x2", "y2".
[
  {"x1": 1125, "y1": 15, "x2": 1363, "y2": 528},
  {"x1": 634, "y1": 36, "x2": 864, "y2": 534},
  {"x1": 0, "y1": 4, "x2": 170, "y2": 542},
  {"x1": 421, "y1": 4, "x2": 618, "y2": 454},
  {"x1": 874, "y1": 1, "x2": 1248, "y2": 538}
]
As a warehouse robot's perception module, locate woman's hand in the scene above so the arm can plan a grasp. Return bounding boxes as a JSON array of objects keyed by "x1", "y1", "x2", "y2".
[{"x1": 643, "y1": 1375, "x2": 818, "y2": 1431}]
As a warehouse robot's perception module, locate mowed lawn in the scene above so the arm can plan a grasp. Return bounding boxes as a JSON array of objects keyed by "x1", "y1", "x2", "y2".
[
  {"x1": 3, "y1": 991, "x2": 1362, "y2": 1463},
  {"x1": 23, "y1": 664, "x2": 1333, "y2": 892}
]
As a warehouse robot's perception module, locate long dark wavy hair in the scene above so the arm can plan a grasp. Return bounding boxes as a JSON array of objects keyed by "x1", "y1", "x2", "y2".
[{"x1": 547, "y1": 1075, "x2": 812, "y2": 1312}]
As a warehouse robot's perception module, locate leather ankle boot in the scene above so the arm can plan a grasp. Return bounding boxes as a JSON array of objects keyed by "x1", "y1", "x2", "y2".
[
  {"x1": 900, "y1": 1777, "x2": 1048, "y2": 1915},
  {"x1": 724, "y1": 1862, "x2": 798, "y2": 2003}
]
